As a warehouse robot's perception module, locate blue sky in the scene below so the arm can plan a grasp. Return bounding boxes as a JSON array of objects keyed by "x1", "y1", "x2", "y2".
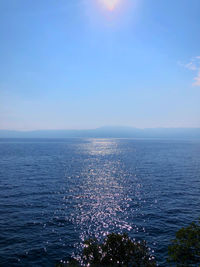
[{"x1": 0, "y1": 0, "x2": 200, "y2": 130}]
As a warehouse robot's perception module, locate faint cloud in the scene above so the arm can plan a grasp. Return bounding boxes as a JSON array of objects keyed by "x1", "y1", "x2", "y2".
[
  {"x1": 193, "y1": 71, "x2": 200, "y2": 86},
  {"x1": 181, "y1": 56, "x2": 200, "y2": 86},
  {"x1": 184, "y1": 62, "x2": 197, "y2": 71}
]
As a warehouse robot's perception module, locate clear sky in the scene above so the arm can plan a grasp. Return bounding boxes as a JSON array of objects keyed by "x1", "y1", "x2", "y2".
[{"x1": 0, "y1": 0, "x2": 200, "y2": 130}]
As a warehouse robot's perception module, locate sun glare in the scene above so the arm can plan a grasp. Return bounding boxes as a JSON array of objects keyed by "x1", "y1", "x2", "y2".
[{"x1": 99, "y1": 0, "x2": 121, "y2": 11}]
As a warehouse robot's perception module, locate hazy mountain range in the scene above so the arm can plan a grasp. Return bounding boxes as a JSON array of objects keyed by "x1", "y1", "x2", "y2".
[{"x1": 0, "y1": 126, "x2": 200, "y2": 139}]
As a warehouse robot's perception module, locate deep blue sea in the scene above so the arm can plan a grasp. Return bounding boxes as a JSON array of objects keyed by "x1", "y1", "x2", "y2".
[{"x1": 0, "y1": 138, "x2": 200, "y2": 266}]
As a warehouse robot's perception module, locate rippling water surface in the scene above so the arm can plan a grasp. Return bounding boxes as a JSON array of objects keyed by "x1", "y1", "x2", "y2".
[{"x1": 0, "y1": 138, "x2": 200, "y2": 266}]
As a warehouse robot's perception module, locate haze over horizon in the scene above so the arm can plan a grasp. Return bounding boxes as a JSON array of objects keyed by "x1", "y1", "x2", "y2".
[
  {"x1": 1, "y1": 125, "x2": 200, "y2": 132},
  {"x1": 1, "y1": 0, "x2": 200, "y2": 131}
]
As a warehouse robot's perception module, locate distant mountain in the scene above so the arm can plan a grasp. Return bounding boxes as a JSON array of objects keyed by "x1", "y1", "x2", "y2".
[{"x1": 0, "y1": 127, "x2": 200, "y2": 139}]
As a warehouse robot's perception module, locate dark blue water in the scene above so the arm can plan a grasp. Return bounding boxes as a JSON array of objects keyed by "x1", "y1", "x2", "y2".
[{"x1": 0, "y1": 138, "x2": 200, "y2": 266}]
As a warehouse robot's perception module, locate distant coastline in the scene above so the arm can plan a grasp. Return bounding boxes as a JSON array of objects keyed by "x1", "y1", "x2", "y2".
[{"x1": 0, "y1": 126, "x2": 200, "y2": 139}]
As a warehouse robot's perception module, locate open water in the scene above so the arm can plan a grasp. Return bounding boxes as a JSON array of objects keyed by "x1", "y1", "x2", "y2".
[{"x1": 0, "y1": 138, "x2": 200, "y2": 266}]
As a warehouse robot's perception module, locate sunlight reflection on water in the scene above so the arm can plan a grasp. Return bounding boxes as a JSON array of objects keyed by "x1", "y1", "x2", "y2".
[
  {"x1": 83, "y1": 138, "x2": 119, "y2": 155},
  {"x1": 68, "y1": 139, "x2": 141, "y2": 244}
]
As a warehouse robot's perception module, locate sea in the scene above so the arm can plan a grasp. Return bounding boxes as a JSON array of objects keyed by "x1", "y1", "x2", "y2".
[{"x1": 0, "y1": 138, "x2": 200, "y2": 266}]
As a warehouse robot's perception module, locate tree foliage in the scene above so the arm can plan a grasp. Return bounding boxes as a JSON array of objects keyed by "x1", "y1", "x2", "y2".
[
  {"x1": 57, "y1": 233, "x2": 156, "y2": 266},
  {"x1": 82, "y1": 233, "x2": 156, "y2": 266},
  {"x1": 168, "y1": 219, "x2": 200, "y2": 266}
]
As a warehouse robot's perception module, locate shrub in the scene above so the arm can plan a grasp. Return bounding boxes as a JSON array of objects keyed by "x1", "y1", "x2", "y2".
[
  {"x1": 57, "y1": 233, "x2": 156, "y2": 266},
  {"x1": 168, "y1": 219, "x2": 200, "y2": 266}
]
